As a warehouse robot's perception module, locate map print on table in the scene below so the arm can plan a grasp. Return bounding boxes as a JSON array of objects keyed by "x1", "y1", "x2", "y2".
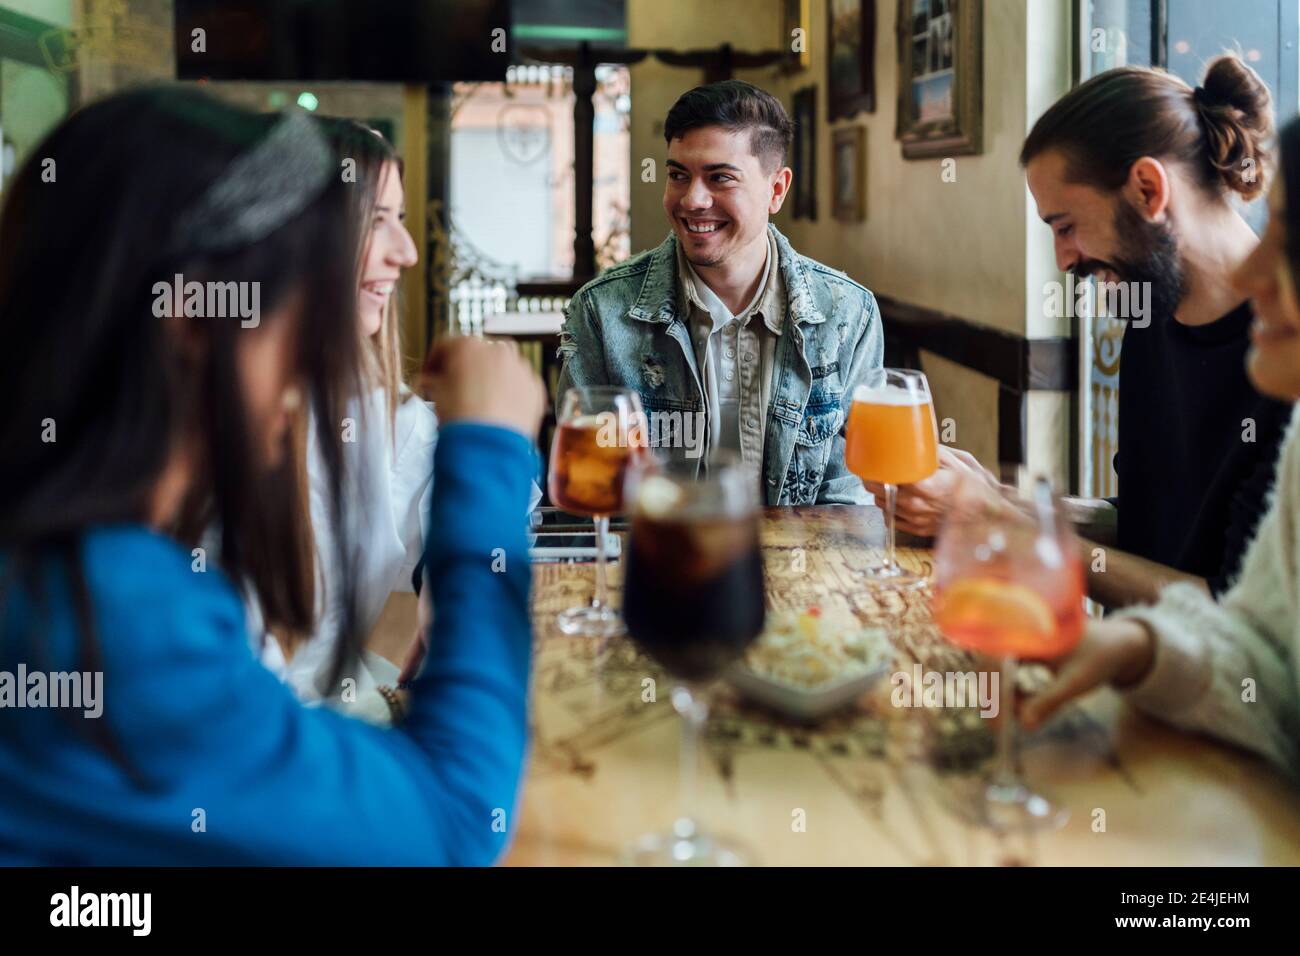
[{"x1": 526, "y1": 506, "x2": 1137, "y2": 863}]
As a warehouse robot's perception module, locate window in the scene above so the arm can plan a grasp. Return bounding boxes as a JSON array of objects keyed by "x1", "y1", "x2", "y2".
[{"x1": 449, "y1": 63, "x2": 630, "y2": 283}]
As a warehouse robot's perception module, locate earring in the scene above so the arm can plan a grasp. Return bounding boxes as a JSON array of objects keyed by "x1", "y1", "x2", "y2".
[{"x1": 281, "y1": 387, "x2": 303, "y2": 414}]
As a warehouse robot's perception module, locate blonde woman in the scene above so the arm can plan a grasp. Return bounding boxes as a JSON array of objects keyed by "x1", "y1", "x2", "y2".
[
  {"x1": 258, "y1": 119, "x2": 545, "y2": 721},
  {"x1": 233, "y1": 118, "x2": 429, "y2": 720}
]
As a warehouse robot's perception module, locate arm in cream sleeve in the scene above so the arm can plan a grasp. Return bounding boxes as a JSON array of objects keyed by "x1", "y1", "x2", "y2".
[{"x1": 1111, "y1": 409, "x2": 1300, "y2": 774}]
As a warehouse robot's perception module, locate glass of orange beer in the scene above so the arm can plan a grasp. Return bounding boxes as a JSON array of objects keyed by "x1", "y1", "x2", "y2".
[
  {"x1": 931, "y1": 475, "x2": 1085, "y2": 832},
  {"x1": 844, "y1": 368, "x2": 939, "y2": 588},
  {"x1": 548, "y1": 386, "x2": 649, "y2": 637}
]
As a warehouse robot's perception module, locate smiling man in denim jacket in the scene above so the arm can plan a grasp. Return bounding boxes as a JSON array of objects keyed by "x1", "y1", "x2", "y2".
[{"x1": 556, "y1": 80, "x2": 883, "y2": 505}]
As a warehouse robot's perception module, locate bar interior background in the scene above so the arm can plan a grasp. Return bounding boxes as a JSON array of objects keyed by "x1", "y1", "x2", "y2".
[{"x1": 3, "y1": 0, "x2": 1294, "y2": 498}]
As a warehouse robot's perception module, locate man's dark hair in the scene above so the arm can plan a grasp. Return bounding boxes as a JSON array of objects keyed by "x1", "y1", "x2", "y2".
[
  {"x1": 1020, "y1": 55, "x2": 1272, "y2": 202},
  {"x1": 663, "y1": 80, "x2": 793, "y2": 173}
]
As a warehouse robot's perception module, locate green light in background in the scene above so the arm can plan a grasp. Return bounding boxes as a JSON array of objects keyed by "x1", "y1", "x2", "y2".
[
  {"x1": 512, "y1": 24, "x2": 626, "y2": 43},
  {"x1": 297, "y1": 92, "x2": 319, "y2": 111}
]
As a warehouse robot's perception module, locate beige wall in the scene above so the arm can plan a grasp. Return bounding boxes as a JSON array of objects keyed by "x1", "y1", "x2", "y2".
[
  {"x1": 71, "y1": 0, "x2": 174, "y2": 102},
  {"x1": 774, "y1": 0, "x2": 1030, "y2": 335},
  {"x1": 628, "y1": 0, "x2": 1072, "y2": 482}
]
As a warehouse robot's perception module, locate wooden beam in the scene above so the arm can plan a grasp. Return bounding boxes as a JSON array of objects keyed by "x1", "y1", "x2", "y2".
[
  {"x1": 400, "y1": 83, "x2": 429, "y2": 363},
  {"x1": 875, "y1": 293, "x2": 1079, "y2": 470},
  {"x1": 875, "y1": 293, "x2": 1076, "y2": 393},
  {"x1": 572, "y1": 43, "x2": 597, "y2": 283}
]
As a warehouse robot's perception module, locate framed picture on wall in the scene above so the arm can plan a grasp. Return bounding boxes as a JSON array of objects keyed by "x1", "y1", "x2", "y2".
[
  {"x1": 792, "y1": 86, "x2": 818, "y2": 219},
  {"x1": 896, "y1": 0, "x2": 982, "y2": 158},
  {"x1": 782, "y1": 0, "x2": 811, "y2": 72},
  {"x1": 832, "y1": 126, "x2": 865, "y2": 221},
  {"x1": 827, "y1": 0, "x2": 876, "y2": 119}
]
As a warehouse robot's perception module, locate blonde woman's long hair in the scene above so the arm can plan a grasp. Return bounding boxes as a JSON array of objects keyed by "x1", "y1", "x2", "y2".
[
  {"x1": 316, "y1": 116, "x2": 408, "y2": 432},
  {"x1": 274, "y1": 117, "x2": 409, "y2": 661}
]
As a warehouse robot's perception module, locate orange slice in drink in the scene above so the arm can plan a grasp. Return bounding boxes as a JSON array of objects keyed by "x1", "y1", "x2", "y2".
[{"x1": 933, "y1": 577, "x2": 1057, "y2": 657}]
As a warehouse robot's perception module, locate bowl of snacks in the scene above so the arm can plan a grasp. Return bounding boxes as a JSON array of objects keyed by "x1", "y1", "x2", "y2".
[{"x1": 727, "y1": 607, "x2": 893, "y2": 721}]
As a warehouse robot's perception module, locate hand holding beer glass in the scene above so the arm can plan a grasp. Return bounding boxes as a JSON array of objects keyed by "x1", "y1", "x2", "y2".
[
  {"x1": 548, "y1": 386, "x2": 648, "y2": 637},
  {"x1": 844, "y1": 368, "x2": 939, "y2": 588}
]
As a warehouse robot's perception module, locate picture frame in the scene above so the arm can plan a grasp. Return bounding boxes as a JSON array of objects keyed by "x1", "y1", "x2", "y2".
[
  {"x1": 896, "y1": 0, "x2": 982, "y2": 158},
  {"x1": 832, "y1": 126, "x2": 865, "y2": 222},
  {"x1": 782, "y1": 0, "x2": 811, "y2": 73},
  {"x1": 827, "y1": 0, "x2": 876, "y2": 120},
  {"x1": 792, "y1": 86, "x2": 818, "y2": 220}
]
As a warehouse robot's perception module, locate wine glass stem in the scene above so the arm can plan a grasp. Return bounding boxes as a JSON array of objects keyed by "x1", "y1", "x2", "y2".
[
  {"x1": 995, "y1": 655, "x2": 1019, "y2": 789},
  {"x1": 592, "y1": 514, "x2": 610, "y2": 611},
  {"x1": 674, "y1": 683, "x2": 707, "y2": 832},
  {"x1": 884, "y1": 482, "x2": 898, "y2": 570}
]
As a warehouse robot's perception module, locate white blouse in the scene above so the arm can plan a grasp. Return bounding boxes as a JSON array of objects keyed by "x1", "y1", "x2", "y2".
[
  {"x1": 256, "y1": 386, "x2": 541, "y2": 723},
  {"x1": 259, "y1": 387, "x2": 438, "y2": 714}
]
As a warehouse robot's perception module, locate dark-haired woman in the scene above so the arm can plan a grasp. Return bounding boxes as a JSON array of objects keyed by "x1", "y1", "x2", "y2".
[
  {"x1": 0, "y1": 88, "x2": 546, "y2": 863},
  {"x1": 1022, "y1": 116, "x2": 1300, "y2": 775}
]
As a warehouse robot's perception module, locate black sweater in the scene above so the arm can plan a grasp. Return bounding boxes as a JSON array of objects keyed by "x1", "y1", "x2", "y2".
[{"x1": 1115, "y1": 300, "x2": 1291, "y2": 595}]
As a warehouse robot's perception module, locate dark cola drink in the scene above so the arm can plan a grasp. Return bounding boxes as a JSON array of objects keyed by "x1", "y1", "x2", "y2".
[{"x1": 623, "y1": 509, "x2": 766, "y2": 683}]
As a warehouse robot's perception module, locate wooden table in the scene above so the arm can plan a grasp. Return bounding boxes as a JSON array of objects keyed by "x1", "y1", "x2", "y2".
[{"x1": 501, "y1": 505, "x2": 1300, "y2": 866}]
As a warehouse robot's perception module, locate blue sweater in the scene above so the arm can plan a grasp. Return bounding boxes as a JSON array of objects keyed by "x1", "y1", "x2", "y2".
[{"x1": 0, "y1": 423, "x2": 536, "y2": 864}]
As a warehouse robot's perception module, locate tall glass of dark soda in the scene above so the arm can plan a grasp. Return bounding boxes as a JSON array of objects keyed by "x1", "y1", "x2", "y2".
[{"x1": 621, "y1": 451, "x2": 765, "y2": 865}]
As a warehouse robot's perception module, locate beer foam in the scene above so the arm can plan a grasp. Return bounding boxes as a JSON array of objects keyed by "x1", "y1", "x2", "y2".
[{"x1": 852, "y1": 384, "x2": 927, "y2": 406}]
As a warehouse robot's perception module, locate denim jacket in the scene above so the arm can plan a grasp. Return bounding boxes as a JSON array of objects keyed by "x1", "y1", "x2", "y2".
[{"x1": 556, "y1": 224, "x2": 883, "y2": 505}]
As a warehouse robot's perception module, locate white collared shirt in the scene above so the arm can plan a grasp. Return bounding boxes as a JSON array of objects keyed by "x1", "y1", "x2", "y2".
[{"x1": 679, "y1": 229, "x2": 784, "y2": 466}]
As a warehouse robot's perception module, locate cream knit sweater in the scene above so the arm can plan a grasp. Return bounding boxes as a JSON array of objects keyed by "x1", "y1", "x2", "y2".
[{"x1": 1115, "y1": 404, "x2": 1300, "y2": 774}]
